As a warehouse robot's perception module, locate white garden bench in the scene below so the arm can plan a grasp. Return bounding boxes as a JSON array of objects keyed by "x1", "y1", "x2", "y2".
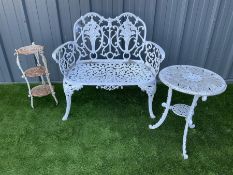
[{"x1": 52, "y1": 12, "x2": 165, "y2": 121}]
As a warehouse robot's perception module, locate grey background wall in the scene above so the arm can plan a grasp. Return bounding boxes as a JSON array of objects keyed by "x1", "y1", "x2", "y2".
[{"x1": 0, "y1": 0, "x2": 233, "y2": 82}]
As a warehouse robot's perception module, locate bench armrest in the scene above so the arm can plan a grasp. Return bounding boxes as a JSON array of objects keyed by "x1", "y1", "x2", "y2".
[
  {"x1": 143, "y1": 41, "x2": 165, "y2": 76},
  {"x1": 52, "y1": 41, "x2": 79, "y2": 75}
]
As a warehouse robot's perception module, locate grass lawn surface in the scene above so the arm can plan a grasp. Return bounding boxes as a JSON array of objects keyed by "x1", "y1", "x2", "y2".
[{"x1": 0, "y1": 84, "x2": 232, "y2": 175}]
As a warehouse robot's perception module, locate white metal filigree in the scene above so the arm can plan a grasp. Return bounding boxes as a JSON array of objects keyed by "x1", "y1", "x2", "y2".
[
  {"x1": 66, "y1": 62, "x2": 155, "y2": 85},
  {"x1": 149, "y1": 65, "x2": 227, "y2": 159},
  {"x1": 97, "y1": 85, "x2": 122, "y2": 91},
  {"x1": 52, "y1": 12, "x2": 165, "y2": 121},
  {"x1": 171, "y1": 104, "x2": 191, "y2": 118}
]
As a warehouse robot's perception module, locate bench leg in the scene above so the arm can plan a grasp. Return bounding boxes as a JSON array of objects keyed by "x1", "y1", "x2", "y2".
[
  {"x1": 63, "y1": 92, "x2": 72, "y2": 121},
  {"x1": 147, "y1": 85, "x2": 156, "y2": 119},
  {"x1": 62, "y1": 82, "x2": 83, "y2": 121},
  {"x1": 148, "y1": 93, "x2": 156, "y2": 119},
  {"x1": 139, "y1": 84, "x2": 156, "y2": 119}
]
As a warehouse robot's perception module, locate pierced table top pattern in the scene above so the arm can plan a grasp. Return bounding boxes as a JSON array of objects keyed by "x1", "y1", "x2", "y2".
[{"x1": 159, "y1": 65, "x2": 227, "y2": 96}]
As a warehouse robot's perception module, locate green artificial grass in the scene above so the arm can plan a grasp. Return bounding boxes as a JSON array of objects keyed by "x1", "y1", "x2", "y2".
[{"x1": 0, "y1": 84, "x2": 232, "y2": 175}]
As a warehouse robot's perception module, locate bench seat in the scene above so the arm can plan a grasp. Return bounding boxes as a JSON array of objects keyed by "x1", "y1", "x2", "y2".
[{"x1": 65, "y1": 62, "x2": 155, "y2": 86}]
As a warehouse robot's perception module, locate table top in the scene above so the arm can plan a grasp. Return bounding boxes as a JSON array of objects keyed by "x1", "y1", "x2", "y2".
[{"x1": 159, "y1": 65, "x2": 227, "y2": 96}]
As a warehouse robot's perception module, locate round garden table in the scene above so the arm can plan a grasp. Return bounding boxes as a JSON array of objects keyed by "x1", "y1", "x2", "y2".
[{"x1": 149, "y1": 65, "x2": 227, "y2": 159}]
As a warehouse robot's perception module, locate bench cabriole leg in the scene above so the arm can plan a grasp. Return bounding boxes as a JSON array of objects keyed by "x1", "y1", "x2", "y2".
[
  {"x1": 148, "y1": 93, "x2": 156, "y2": 119},
  {"x1": 139, "y1": 84, "x2": 157, "y2": 119},
  {"x1": 63, "y1": 92, "x2": 72, "y2": 121},
  {"x1": 30, "y1": 95, "x2": 34, "y2": 109},
  {"x1": 62, "y1": 82, "x2": 83, "y2": 121},
  {"x1": 62, "y1": 81, "x2": 75, "y2": 121}
]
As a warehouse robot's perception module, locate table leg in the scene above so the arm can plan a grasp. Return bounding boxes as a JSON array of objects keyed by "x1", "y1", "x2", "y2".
[
  {"x1": 182, "y1": 95, "x2": 200, "y2": 159},
  {"x1": 149, "y1": 87, "x2": 173, "y2": 129},
  {"x1": 188, "y1": 111, "x2": 195, "y2": 129}
]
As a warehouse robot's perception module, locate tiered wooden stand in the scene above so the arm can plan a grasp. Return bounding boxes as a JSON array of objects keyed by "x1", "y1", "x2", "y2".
[{"x1": 15, "y1": 42, "x2": 58, "y2": 108}]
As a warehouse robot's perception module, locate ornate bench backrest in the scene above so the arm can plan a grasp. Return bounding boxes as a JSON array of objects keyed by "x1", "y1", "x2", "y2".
[
  {"x1": 52, "y1": 12, "x2": 165, "y2": 75},
  {"x1": 73, "y1": 12, "x2": 147, "y2": 61}
]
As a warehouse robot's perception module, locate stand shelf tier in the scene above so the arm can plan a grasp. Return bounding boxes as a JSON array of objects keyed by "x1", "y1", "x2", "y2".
[
  {"x1": 31, "y1": 85, "x2": 54, "y2": 97},
  {"x1": 24, "y1": 66, "x2": 46, "y2": 77}
]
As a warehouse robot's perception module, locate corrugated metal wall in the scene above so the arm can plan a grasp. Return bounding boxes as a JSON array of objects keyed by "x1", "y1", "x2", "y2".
[{"x1": 0, "y1": 0, "x2": 233, "y2": 82}]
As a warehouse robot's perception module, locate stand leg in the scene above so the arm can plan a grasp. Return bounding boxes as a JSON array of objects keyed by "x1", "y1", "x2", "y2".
[
  {"x1": 149, "y1": 87, "x2": 173, "y2": 129},
  {"x1": 52, "y1": 92, "x2": 58, "y2": 105},
  {"x1": 30, "y1": 95, "x2": 34, "y2": 108},
  {"x1": 40, "y1": 52, "x2": 58, "y2": 105},
  {"x1": 182, "y1": 95, "x2": 199, "y2": 159}
]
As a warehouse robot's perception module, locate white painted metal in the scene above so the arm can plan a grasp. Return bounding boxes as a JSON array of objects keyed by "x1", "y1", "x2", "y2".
[
  {"x1": 52, "y1": 12, "x2": 165, "y2": 121},
  {"x1": 171, "y1": 104, "x2": 191, "y2": 118},
  {"x1": 182, "y1": 95, "x2": 199, "y2": 159},
  {"x1": 149, "y1": 65, "x2": 227, "y2": 159},
  {"x1": 158, "y1": 65, "x2": 227, "y2": 96}
]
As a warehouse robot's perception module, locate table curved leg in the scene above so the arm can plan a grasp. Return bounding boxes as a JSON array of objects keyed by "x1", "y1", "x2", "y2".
[
  {"x1": 149, "y1": 87, "x2": 173, "y2": 129},
  {"x1": 188, "y1": 119, "x2": 195, "y2": 129},
  {"x1": 182, "y1": 95, "x2": 199, "y2": 159},
  {"x1": 182, "y1": 119, "x2": 189, "y2": 159},
  {"x1": 147, "y1": 85, "x2": 157, "y2": 119}
]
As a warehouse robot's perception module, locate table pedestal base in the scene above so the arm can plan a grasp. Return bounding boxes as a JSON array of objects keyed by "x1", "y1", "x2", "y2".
[{"x1": 149, "y1": 87, "x2": 201, "y2": 159}]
